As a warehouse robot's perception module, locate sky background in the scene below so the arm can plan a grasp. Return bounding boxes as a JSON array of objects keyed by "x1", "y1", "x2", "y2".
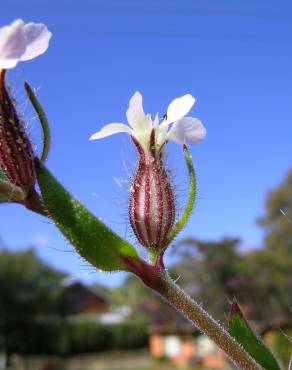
[{"x1": 0, "y1": 0, "x2": 291, "y2": 287}]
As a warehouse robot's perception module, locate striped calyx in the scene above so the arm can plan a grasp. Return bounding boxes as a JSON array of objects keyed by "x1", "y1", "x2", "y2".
[
  {"x1": 0, "y1": 70, "x2": 36, "y2": 189},
  {"x1": 129, "y1": 130, "x2": 175, "y2": 250}
]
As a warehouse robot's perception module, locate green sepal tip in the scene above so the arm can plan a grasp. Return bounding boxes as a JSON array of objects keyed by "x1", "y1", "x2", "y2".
[
  {"x1": 229, "y1": 302, "x2": 282, "y2": 370},
  {"x1": 24, "y1": 82, "x2": 51, "y2": 163},
  {"x1": 166, "y1": 145, "x2": 196, "y2": 245},
  {"x1": 36, "y1": 161, "x2": 139, "y2": 272}
]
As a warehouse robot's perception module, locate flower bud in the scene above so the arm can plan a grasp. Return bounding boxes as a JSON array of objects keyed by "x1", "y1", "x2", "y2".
[
  {"x1": 0, "y1": 70, "x2": 36, "y2": 189},
  {"x1": 129, "y1": 130, "x2": 175, "y2": 250}
]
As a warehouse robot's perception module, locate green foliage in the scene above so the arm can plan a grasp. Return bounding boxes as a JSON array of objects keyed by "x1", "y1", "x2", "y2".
[
  {"x1": 2, "y1": 318, "x2": 67, "y2": 355},
  {"x1": 36, "y1": 162, "x2": 139, "y2": 272},
  {"x1": 0, "y1": 248, "x2": 66, "y2": 356},
  {"x1": 0, "y1": 246, "x2": 148, "y2": 356},
  {"x1": 172, "y1": 234, "x2": 292, "y2": 327},
  {"x1": 66, "y1": 320, "x2": 148, "y2": 354},
  {"x1": 0, "y1": 319, "x2": 148, "y2": 355},
  {"x1": 172, "y1": 238, "x2": 242, "y2": 320},
  {"x1": 238, "y1": 248, "x2": 292, "y2": 325},
  {"x1": 64, "y1": 321, "x2": 113, "y2": 354},
  {"x1": 258, "y1": 169, "x2": 292, "y2": 256},
  {"x1": 229, "y1": 303, "x2": 282, "y2": 370},
  {"x1": 0, "y1": 248, "x2": 65, "y2": 318},
  {"x1": 267, "y1": 329, "x2": 292, "y2": 367},
  {"x1": 110, "y1": 321, "x2": 149, "y2": 350}
]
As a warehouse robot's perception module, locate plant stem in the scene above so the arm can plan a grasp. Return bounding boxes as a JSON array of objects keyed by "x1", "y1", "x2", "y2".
[{"x1": 145, "y1": 269, "x2": 262, "y2": 370}]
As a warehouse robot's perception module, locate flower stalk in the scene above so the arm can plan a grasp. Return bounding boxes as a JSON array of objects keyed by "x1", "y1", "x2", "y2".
[
  {"x1": 122, "y1": 256, "x2": 262, "y2": 370},
  {"x1": 151, "y1": 271, "x2": 262, "y2": 370}
]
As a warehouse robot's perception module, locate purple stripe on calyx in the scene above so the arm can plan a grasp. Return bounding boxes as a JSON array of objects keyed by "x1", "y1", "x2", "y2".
[
  {"x1": 0, "y1": 70, "x2": 36, "y2": 189},
  {"x1": 129, "y1": 130, "x2": 175, "y2": 251}
]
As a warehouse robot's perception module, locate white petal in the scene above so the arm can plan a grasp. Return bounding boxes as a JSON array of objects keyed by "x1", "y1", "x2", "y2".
[
  {"x1": 0, "y1": 19, "x2": 51, "y2": 69},
  {"x1": 20, "y1": 22, "x2": 52, "y2": 61},
  {"x1": 0, "y1": 20, "x2": 26, "y2": 69},
  {"x1": 166, "y1": 94, "x2": 195, "y2": 124},
  {"x1": 153, "y1": 113, "x2": 159, "y2": 127},
  {"x1": 89, "y1": 123, "x2": 131, "y2": 140},
  {"x1": 167, "y1": 117, "x2": 206, "y2": 146},
  {"x1": 126, "y1": 91, "x2": 149, "y2": 131}
]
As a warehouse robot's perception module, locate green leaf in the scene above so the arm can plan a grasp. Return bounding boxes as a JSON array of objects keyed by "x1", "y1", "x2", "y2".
[
  {"x1": 229, "y1": 302, "x2": 282, "y2": 370},
  {"x1": 36, "y1": 161, "x2": 139, "y2": 272},
  {"x1": 24, "y1": 82, "x2": 51, "y2": 163}
]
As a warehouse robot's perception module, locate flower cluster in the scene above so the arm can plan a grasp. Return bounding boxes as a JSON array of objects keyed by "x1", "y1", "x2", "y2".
[{"x1": 91, "y1": 93, "x2": 206, "y2": 251}]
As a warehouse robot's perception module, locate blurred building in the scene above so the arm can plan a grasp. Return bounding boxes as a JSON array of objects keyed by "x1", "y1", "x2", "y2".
[
  {"x1": 63, "y1": 282, "x2": 108, "y2": 314},
  {"x1": 140, "y1": 297, "x2": 226, "y2": 369},
  {"x1": 99, "y1": 306, "x2": 132, "y2": 324},
  {"x1": 149, "y1": 323, "x2": 226, "y2": 369},
  {"x1": 63, "y1": 281, "x2": 132, "y2": 325}
]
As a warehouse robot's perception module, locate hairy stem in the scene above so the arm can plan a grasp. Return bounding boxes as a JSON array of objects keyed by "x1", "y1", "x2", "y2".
[{"x1": 136, "y1": 264, "x2": 262, "y2": 370}]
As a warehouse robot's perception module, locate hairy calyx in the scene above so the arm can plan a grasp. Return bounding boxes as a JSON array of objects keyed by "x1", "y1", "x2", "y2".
[{"x1": 129, "y1": 130, "x2": 175, "y2": 251}]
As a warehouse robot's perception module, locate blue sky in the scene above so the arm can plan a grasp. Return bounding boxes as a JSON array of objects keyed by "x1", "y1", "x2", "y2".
[{"x1": 1, "y1": 0, "x2": 291, "y2": 287}]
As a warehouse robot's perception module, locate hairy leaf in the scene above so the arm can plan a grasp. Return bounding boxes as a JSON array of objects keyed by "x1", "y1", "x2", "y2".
[
  {"x1": 36, "y1": 162, "x2": 139, "y2": 272},
  {"x1": 229, "y1": 302, "x2": 282, "y2": 370}
]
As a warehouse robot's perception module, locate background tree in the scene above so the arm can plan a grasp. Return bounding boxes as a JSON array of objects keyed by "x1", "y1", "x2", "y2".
[
  {"x1": 171, "y1": 169, "x2": 292, "y2": 328},
  {"x1": 172, "y1": 237, "x2": 292, "y2": 330},
  {"x1": 256, "y1": 168, "x2": 292, "y2": 328},
  {"x1": 0, "y1": 246, "x2": 66, "y2": 361},
  {"x1": 258, "y1": 168, "x2": 292, "y2": 257},
  {"x1": 171, "y1": 237, "x2": 243, "y2": 320}
]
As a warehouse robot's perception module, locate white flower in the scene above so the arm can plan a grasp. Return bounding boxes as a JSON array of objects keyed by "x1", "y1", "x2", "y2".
[
  {"x1": 0, "y1": 19, "x2": 51, "y2": 69},
  {"x1": 90, "y1": 92, "x2": 206, "y2": 150}
]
